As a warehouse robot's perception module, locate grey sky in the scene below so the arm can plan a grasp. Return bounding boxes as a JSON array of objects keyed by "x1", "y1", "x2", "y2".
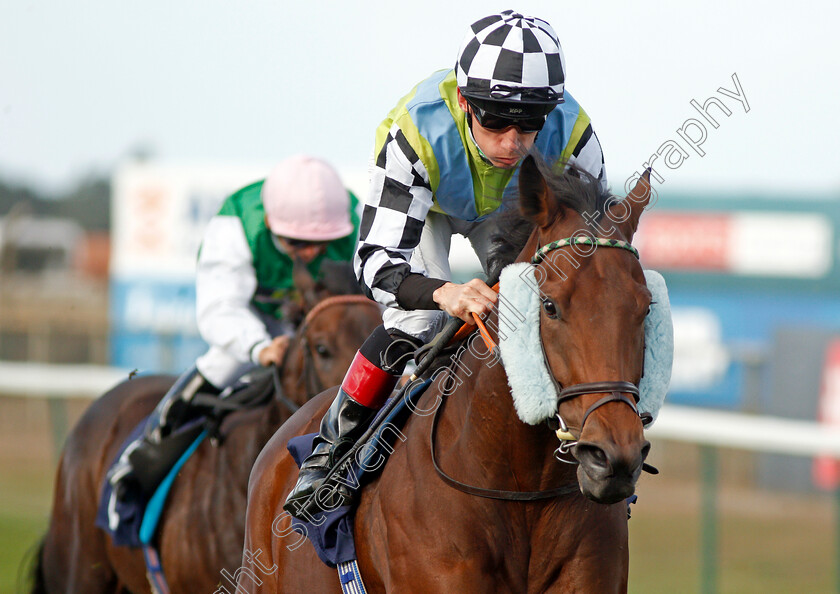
[{"x1": 2, "y1": 0, "x2": 838, "y2": 195}]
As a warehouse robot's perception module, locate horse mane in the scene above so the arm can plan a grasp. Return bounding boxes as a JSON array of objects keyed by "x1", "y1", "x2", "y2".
[{"x1": 486, "y1": 155, "x2": 619, "y2": 282}]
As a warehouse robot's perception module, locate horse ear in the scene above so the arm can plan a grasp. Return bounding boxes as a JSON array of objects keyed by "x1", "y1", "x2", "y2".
[
  {"x1": 609, "y1": 168, "x2": 651, "y2": 242},
  {"x1": 519, "y1": 155, "x2": 558, "y2": 228}
]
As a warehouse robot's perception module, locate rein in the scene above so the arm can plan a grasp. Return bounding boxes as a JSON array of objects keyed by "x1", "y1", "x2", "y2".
[
  {"x1": 199, "y1": 296, "x2": 381, "y2": 436},
  {"x1": 271, "y1": 365, "x2": 303, "y2": 416},
  {"x1": 429, "y1": 387, "x2": 580, "y2": 501}
]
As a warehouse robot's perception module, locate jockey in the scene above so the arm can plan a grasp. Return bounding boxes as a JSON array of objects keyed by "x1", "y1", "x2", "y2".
[
  {"x1": 134, "y1": 155, "x2": 359, "y2": 456},
  {"x1": 285, "y1": 10, "x2": 608, "y2": 514}
]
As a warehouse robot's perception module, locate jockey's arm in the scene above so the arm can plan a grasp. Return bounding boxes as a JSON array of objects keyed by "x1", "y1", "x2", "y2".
[
  {"x1": 355, "y1": 121, "x2": 496, "y2": 323},
  {"x1": 195, "y1": 216, "x2": 273, "y2": 365},
  {"x1": 563, "y1": 122, "x2": 609, "y2": 194}
]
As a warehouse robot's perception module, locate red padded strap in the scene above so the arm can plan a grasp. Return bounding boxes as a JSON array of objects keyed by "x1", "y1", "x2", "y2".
[{"x1": 341, "y1": 351, "x2": 398, "y2": 408}]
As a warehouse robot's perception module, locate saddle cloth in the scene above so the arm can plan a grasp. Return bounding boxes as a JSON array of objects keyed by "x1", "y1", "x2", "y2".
[
  {"x1": 95, "y1": 370, "x2": 278, "y2": 547},
  {"x1": 95, "y1": 418, "x2": 207, "y2": 547},
  {"x1": 286, "y1": 378, "x2": 432, "y2": 568}
]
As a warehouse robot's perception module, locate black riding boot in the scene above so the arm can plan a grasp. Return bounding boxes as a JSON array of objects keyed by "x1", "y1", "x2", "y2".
[
  {"x1": 143, "y1": 365, "x2": 217, "y2": 442},
  {"x1": 283, "y1": 388, "x2": 380, "y2": 513},
  {"x1": 284, "y1": 326, "x2": 417, "y2": 517},
  {"x1": 123, "y1": 366, "x2": 219, "y2": 495}
]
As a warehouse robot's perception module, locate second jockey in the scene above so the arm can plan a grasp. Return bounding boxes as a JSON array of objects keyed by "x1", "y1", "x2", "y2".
[{"x1": 119, "y1": 155, "x2": 359, "y2": 489}]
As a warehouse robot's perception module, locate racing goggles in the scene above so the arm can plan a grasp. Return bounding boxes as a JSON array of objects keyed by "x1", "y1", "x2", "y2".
[
  {"x1": 467, "y1": 100, "x2": 547, "y2": 133},
  {"x1": 277, "y1": 236, "x2": 328, "y2": 249}
]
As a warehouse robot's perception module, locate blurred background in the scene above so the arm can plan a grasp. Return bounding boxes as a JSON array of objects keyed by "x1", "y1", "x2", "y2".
[{"x1": 2, "y1": 1, "x2": 840, "y2": 592}]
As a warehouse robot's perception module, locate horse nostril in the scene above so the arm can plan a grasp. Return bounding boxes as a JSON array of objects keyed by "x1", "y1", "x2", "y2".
[
  {"x1": 641, "y1": 441, "x2": 651, "y2": 462},
  {"x1": 575, "y1": 443, "x2": 610, "y2": 472}
]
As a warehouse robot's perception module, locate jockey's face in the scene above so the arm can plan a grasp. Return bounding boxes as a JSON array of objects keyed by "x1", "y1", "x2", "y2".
[
  {"x1": 278, "y1": 239, "x2": 326, "y2": 263},
  {"x1": 267, "y1": 220, "x2": 328, "y2": 263},
  {"x1": 457, "y1": 90, "x2": 538, "y2": 169}
]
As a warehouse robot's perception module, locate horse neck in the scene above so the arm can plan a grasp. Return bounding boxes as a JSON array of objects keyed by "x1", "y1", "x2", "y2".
[{"x1": 438, "y1": 310, "x2": 576, "y2": 492}]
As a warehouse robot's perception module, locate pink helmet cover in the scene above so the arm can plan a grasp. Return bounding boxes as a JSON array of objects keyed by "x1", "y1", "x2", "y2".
[{"x1": 262, "y1": 155, "x2": 353, "y2": 241}]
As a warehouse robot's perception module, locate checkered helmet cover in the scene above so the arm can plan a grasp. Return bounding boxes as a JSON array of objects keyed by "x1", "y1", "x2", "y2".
[{"x1": 455, "y1": 10, "x2": 565, "y2": 105}]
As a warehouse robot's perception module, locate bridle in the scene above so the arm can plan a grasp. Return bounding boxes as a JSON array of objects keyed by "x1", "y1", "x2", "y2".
[
  {"x1": 430, "y1": 235, "x2": 653, "y2": 500},
  {"x1": 282, "y1": 295, "x2": 382, "y2": 404},
  {"x1": 531, "y1": 235, "x2": 653, "y2": 460}
]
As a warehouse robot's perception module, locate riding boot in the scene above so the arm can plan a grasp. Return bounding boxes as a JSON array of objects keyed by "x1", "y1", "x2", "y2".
[
  {"x1": 284, "y1": 326, "x2": 417, "y2": 516},
  {"x1": 119, "y1": 366, "x2": 219, "y2": 496},
  {"x1": 143, "y1": 365, "x2": 218, "y2": 443}
]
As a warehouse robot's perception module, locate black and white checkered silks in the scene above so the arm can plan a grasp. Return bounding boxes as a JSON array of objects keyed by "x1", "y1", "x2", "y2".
[
  {"x1": 354, "y1": 107, "x2": 607, "y2": 313},
  {"x1": 354, "y1": 127, "x2": 434, "y2": 309},
  {"x1": 569, "y1": 124, "x2": 608, "y2": 192},
  {"x1": 355, "y1": 12, "x2": 604, "y2": 320},
  {"x1": 354, "y1": 124, "x2": 499, "y2": 341},
  {"x1": 455, "y1": 11, "x2": 566, "y2": 101}
]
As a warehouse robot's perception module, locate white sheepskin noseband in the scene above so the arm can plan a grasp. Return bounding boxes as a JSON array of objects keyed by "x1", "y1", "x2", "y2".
[{"x1": 497, "y1": 263, "x2": 673, "y2": 426}]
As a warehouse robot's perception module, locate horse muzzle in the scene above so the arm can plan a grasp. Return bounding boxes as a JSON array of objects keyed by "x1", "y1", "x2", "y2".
[{"x1": 573, "y1": 439, "x2": 651, "y2": 504}]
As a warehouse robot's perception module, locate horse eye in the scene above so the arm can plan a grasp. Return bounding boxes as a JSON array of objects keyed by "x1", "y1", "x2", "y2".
[
  {"x1": 542, "y1": 299, "x2": 558, "y2": 319},
  {"x1": 315, "y1": 344, "x2": 331, "y2": 357}
]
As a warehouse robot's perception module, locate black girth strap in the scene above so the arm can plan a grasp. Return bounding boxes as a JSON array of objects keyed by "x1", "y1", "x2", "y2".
[{"x1": 430, "y1": 391, "x2": 579, "y2": 501}]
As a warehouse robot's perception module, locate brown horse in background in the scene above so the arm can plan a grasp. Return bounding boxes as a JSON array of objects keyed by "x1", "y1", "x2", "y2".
[
  {"x1": 30, "y1": 294, "x2": 382, "y2": 593},
  {"x1": 241, "y1": 157, "x2": 654, "y2": 593}
]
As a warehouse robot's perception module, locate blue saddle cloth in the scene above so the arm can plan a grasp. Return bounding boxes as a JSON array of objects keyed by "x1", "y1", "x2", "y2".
[
  {"x1": 95, "y1": 421, "x2": 147, "y2": 547},
  {"x1": 287, "y1": 378, "x2": 432, "y2": 568},
  {"x1": 95, "y1": 417, "x2": 207, "y2": 547}
]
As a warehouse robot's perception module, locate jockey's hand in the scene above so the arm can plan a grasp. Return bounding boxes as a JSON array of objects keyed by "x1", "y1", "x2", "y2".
[
  {"x1": 258, "y1": 335, "x2": 291, "y2": 367},
  {"x1": 432, "y1": 279, "x2": 497, "y2": 324}
]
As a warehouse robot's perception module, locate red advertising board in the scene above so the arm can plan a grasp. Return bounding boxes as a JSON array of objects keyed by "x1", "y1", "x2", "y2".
[
  {"x1": 813, "y1": 339, "x2": 840, "y2": 490},
  {"x1": 634, "y1": 213, "x2": 732, "y2": 270}
]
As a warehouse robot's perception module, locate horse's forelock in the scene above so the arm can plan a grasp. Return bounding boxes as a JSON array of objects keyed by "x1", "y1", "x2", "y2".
[{"x1": 487, "y1": 156, "x2": 616, "y2": 281}]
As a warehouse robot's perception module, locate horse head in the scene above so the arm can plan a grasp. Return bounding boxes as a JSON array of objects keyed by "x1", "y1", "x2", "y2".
[
  {"x1": 516, "y1": 155, "x2": 652, "y2": 504},
  {"x1": 280, "y1": 294, "x2": 383, "y2": 407}
]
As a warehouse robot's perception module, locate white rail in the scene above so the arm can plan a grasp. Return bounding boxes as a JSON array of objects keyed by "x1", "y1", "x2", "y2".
[
  {"x1": 3, "y1": 361, "x2": 840, "y2": 459},
  {"x1": 0, "y1": 361, "x2": 131, "y2": 399},
  {"x1": 648, "y1": 405, "x2": 840, "y2": 457}
]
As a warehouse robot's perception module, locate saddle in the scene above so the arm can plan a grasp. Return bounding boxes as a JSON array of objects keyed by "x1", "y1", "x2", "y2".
[
  {"x1": 97, "y1": 367, "x2": 280, "y2": 549},
  {"x1": 285, "y1": 376, "x2": 435, "y2": 567},
  {"x1": 127, "y1": 369, "x2": 278, "y2": 497}
]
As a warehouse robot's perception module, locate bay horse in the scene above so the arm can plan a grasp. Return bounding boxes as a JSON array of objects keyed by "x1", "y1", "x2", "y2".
[
  {"x1": 30, "y1": 294, "x2": 382, "y2": 593},
  {"x1": 240, "y1": 156, "x2": 655, "y2": 593}
]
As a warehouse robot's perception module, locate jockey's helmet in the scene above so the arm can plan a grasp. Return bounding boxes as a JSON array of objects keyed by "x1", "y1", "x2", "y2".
[
  {"x1": 455, "y1": 10, "x2": 565, "y2": 123},
  {"x1": 262, "y1": 155, "x2": 353, "y2": 242}
]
